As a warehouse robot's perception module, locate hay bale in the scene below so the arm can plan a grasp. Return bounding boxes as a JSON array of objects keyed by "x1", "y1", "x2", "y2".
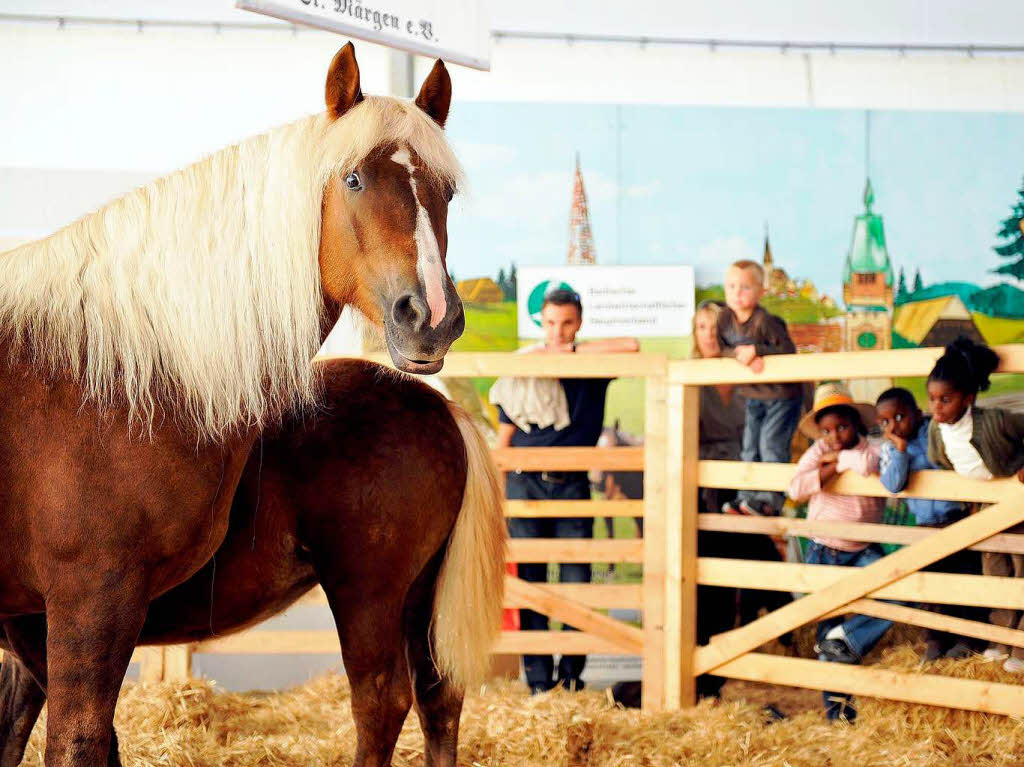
[{"x1": 18, "y1": 648, "x2": 1024, "y2": 766}]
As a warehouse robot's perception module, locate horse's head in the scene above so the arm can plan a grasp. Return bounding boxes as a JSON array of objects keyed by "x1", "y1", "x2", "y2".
[{"x1": 317, "y1": 43, "x2": 464, "y2": 375}]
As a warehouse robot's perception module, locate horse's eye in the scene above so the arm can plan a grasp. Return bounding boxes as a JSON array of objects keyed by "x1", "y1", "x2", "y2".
[
  {"x1": 444, "y1": 185, "x2": 455, "y2": 203},
  {"x1": 344, "y1": 172, "x2": 363, "y2": 191}
]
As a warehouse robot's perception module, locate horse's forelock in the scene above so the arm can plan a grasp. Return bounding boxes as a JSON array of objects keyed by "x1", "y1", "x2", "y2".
[{"x1": 318, "y1": 96, "x2": 463, "y2": 190}]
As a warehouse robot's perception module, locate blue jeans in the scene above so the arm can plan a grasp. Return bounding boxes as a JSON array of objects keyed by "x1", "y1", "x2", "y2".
[
  {"x1": 805, "y1": 541, "x2": 895, "y2": 719},
  {"x1": 737, "y1": 396, "x2": 802, "y2": 512},
  {"x1": 507, "y1": 471, "x2": 593, "y2": 689}
]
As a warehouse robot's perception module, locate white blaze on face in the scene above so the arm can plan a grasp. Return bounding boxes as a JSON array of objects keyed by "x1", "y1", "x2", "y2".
[{"x1": 390, "y1": 146, "x2": 447, "y2": 329}]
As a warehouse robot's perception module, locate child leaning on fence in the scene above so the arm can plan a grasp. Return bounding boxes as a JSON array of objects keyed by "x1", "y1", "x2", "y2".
[
  {"x1": 717, "y1": 260, "x2": 803, "y2": 517},
  {"x1": 925, "y1": 337, "x2": 1024, "y2": 673},
  {"x1": 875, "y1": 387, "x2": 982, "y2": 662},
  {"x1": 786, "y1": 383, "x2": 890, "y2": 722}
]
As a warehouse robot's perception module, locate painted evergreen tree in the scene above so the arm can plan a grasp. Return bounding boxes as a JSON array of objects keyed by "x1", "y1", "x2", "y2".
[
  {"x1": 506, "y1": 262, "x2": 518, "y2": 301},
  {"x1": 913, "y1": 268, "x2": 924, "y2": 294},
  {"x1": 497, "y1": 267, "x2": 507, "y2": 296},
  {"x1": 896, "y1": 267, "x2": 909, "y2": 304},
  {"x1": 993, "y1": 177, "x2": 1024, "y2": 281}
]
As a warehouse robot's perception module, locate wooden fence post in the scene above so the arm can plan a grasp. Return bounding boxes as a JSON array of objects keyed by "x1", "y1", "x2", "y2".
[
  {"x1": 137, "y1": 646, "x2": 165, "y2": 684},
  {"x1": 664, "y1": 382, "x2": 700, "y2": 708},
  {"x1": 642, "y1": 375, "x2": 667, "y2": 710},
  {"x1": 164, "y1": 644, "x2": 192, "y2": 683}
]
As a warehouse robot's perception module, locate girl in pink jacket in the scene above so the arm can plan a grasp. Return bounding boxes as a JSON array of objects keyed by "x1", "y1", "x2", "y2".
[{"x1": 787, "y1": 383, "x2": 888, "y2": 722}]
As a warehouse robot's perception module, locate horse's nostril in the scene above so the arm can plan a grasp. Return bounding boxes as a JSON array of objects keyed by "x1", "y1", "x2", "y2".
[
  {"x1": 392, "y1": 293, "x2": 428, "y2": 331},
  {"x1": 451, "y1": 304, "x2": 466, "y2": 337}
]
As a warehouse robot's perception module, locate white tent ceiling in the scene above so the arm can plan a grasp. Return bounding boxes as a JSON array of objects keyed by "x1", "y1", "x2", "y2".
[{"x1": 2, "y1": 0, "x2": 1023, "y2": 50}]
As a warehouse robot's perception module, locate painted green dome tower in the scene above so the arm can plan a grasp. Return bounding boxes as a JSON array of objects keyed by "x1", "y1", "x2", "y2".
[{"x1": 843, "y1": 179, "x2": 895, "y2": 352}]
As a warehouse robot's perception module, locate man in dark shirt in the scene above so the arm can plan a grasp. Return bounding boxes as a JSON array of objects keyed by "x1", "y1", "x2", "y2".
[{"x1": 496, "y1": 289, "x2": 638, "y2": 693}]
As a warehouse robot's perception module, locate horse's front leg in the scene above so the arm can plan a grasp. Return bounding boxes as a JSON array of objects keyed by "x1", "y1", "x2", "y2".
[
  {"x1": 0, "y1": 620, "x2": 47, "y2": 767},
  {"x1": 42, "y1": 568, "x2": 146, "y2": 767}
]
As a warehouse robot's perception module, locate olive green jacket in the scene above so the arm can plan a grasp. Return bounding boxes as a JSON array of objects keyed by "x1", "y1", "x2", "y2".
[{"x1": 927, "y1": 406, "x2": 1024, "y2": 478}]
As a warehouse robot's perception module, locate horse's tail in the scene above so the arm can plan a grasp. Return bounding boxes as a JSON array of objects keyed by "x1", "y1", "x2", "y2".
[{"x1": 432, "y1": 402, "x2": 507, "y2": 690}]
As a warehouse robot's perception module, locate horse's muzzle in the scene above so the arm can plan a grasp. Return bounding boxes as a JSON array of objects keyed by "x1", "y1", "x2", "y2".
[{"x1": 385, "y1": 291, "x2": 465, "y2": 375}]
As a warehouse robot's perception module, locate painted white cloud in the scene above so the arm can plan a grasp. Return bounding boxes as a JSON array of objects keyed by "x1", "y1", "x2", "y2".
[
  {"x1": 453, "y1": 141, "x2": 519, "y2": 170},
  {"x1": 692, "y1": 235, "x2": 758, "y2": 284},
  {"x1": 624, "y1": 180, "x2": 662, "y2": 199}
]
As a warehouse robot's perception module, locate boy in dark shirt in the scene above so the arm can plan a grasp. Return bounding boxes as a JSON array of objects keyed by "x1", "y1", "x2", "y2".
[{"x1": 717, "y1": 260, "x2": 802, "y2": 516}]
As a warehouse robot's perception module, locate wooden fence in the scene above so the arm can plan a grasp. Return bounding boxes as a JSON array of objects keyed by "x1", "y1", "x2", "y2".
[{"x1": 135, "y1": 345, "x2": 1024, "y2": 716}]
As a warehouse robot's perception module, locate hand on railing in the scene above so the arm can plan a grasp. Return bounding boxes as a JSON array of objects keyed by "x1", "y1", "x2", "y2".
[{"x1": 734, "y1": 344, "x2": 764, "y2": 373}]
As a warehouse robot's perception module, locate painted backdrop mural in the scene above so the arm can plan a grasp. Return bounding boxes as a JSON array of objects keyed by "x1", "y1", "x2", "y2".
[{"x1": 441, "y1": 104, "x2": 1024, "y2": 429}]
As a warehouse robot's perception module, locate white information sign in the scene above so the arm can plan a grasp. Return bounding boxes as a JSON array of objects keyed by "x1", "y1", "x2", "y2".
[
  {"x1": 517, "y1": 265, "x2": 695, "y2": 339},
  {"x1": 236, "y1": 0, "x2": 490, "y2": 70}
]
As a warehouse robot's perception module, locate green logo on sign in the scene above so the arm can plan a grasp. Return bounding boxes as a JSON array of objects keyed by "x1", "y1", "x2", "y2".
[{"x1": 527, "y1": 280, "x2": 576, "y2": 327}]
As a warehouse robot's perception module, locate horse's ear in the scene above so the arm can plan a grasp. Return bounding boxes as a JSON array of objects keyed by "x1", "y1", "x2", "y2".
[
  {"x1": 325, "y1": 42, "x2": 363, "y2": 120},
  {"x1": 415, "y1": 59, "x2": 452, "y2": 128}
]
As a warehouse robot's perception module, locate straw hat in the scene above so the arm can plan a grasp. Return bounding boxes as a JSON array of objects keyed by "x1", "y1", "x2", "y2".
[{"x1": 798, "y1": 382, "x2": 876, "y2": 439}]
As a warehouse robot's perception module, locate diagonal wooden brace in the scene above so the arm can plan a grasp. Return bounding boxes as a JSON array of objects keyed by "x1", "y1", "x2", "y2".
[
  {"x1": 695, "y1": 498, "x2": 1024, "y2": 676},
  {"x1": 504, "y1": 575, "x2": 644, "y2": 655},
  {"x1": 828, "y1": 598, "x2": 1024, "y2": 650}
]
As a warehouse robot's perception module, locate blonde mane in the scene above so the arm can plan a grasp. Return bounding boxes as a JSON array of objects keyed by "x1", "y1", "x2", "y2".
[{"x1": 0, "y1": 96, "x2": 463, "y2": 441}]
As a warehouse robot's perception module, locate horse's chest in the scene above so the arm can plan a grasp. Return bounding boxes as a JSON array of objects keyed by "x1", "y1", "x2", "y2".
[{"x1": 0, "y1": 378, "x2": 255, "y2": 602}]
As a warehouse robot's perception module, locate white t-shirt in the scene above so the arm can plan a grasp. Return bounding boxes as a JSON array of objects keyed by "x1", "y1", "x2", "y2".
[{"x1": 937, "y1": 406, "x2": 994, "y2": 480}]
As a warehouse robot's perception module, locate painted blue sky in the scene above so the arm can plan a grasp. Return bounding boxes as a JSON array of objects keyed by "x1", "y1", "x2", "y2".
[{"x1": 444, "y1": 103, "x2": 1024, "y2": 303}]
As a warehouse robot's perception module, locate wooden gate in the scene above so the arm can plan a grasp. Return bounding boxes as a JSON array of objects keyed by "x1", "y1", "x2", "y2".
[{"x1": 662, "y1": 344, "x2": 1024, "y2": 714}]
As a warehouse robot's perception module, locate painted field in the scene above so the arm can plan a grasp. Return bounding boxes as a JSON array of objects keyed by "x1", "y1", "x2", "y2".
[{"x1": 973, "y1": 312, "x2": 1024, "y2": 345}]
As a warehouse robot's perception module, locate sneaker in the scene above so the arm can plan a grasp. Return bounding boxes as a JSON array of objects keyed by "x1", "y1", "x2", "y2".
[
  {"x1": 983, "y1": 647, "x2": 1009, "y2": 661},
  {"x1": 739, "y1": 500, "x2": 773, "y2": 517},
  {"x1": 921, "y1": 639, "x2": 945, "y2": 662},
  {"x1": 1003, "y1": 657, "x2": 1024, "y2": 674},
  {"x1": 824, "y1": 694, "x2": 857, "y2": 723},
  {"x1": 721, "y1": 500, "x2": 742, "y2": 515},
  {"x1": 944, "y1": 641, "x2": 973, "y2": 660},
  {"x1": 814, "y1": 638, "x2": 860, "y2": 664}
]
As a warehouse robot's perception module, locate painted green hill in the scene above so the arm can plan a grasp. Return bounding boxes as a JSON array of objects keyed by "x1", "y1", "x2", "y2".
[
  {"x1": 696, "y1": 284, "x2": 841, "y2": 325},
  {"x1": 897, "y1": 280, "x2": 1024, "y2": 319}
]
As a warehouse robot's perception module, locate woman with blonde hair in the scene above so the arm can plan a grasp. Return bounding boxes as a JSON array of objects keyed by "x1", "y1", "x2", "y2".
[
  {"x1": 691, "y1": 299, "x2": 791, "y2": 704},
  {"x1": 692, "y1": 300, "x2": 745, "y2": 464}
]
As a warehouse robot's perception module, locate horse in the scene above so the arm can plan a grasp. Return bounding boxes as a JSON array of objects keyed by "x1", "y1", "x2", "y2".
[
  {"x1": 0, "y1": 43, "x2": 466, "y2": 765},
  {"x1": 0, "y1": 358, "x2": 506, "y2": 767},
  {"x1": 591, "y1": 421, "x2": 645, "y2": 544}
]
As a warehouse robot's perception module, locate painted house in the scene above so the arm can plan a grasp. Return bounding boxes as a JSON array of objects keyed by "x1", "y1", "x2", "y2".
[
  {"x1": 456, "y1": 277, "x2": 505, "y2": 303},
  {"x1": 892, "y1": 294, "x2": 985, "y2": 348}
]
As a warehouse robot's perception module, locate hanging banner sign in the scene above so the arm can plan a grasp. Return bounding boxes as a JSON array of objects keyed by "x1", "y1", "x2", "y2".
[
  {"x1": 517, "y1": 265, "x2": 695, "y2": 339},
  {"x1": 236, "y1": 0, "x2": 491, "y2": 70}
]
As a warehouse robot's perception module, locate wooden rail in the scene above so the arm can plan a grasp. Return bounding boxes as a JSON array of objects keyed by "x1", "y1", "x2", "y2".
[
  {"x1": 492, "y1": 446, "x2": 644, "y2": 471},
  {"x1": 698, "y1": 513, "x2": 1024, "y2": 555},
  {"x1": 506, "y1": 499, "x2": 644, "y2": 517},
  {"x1": 317, "y1": 351, "x2": 668, "y2": 378},
  {"x1": 667, "y1": 344, "x2": 1024, "y2": 385}
]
